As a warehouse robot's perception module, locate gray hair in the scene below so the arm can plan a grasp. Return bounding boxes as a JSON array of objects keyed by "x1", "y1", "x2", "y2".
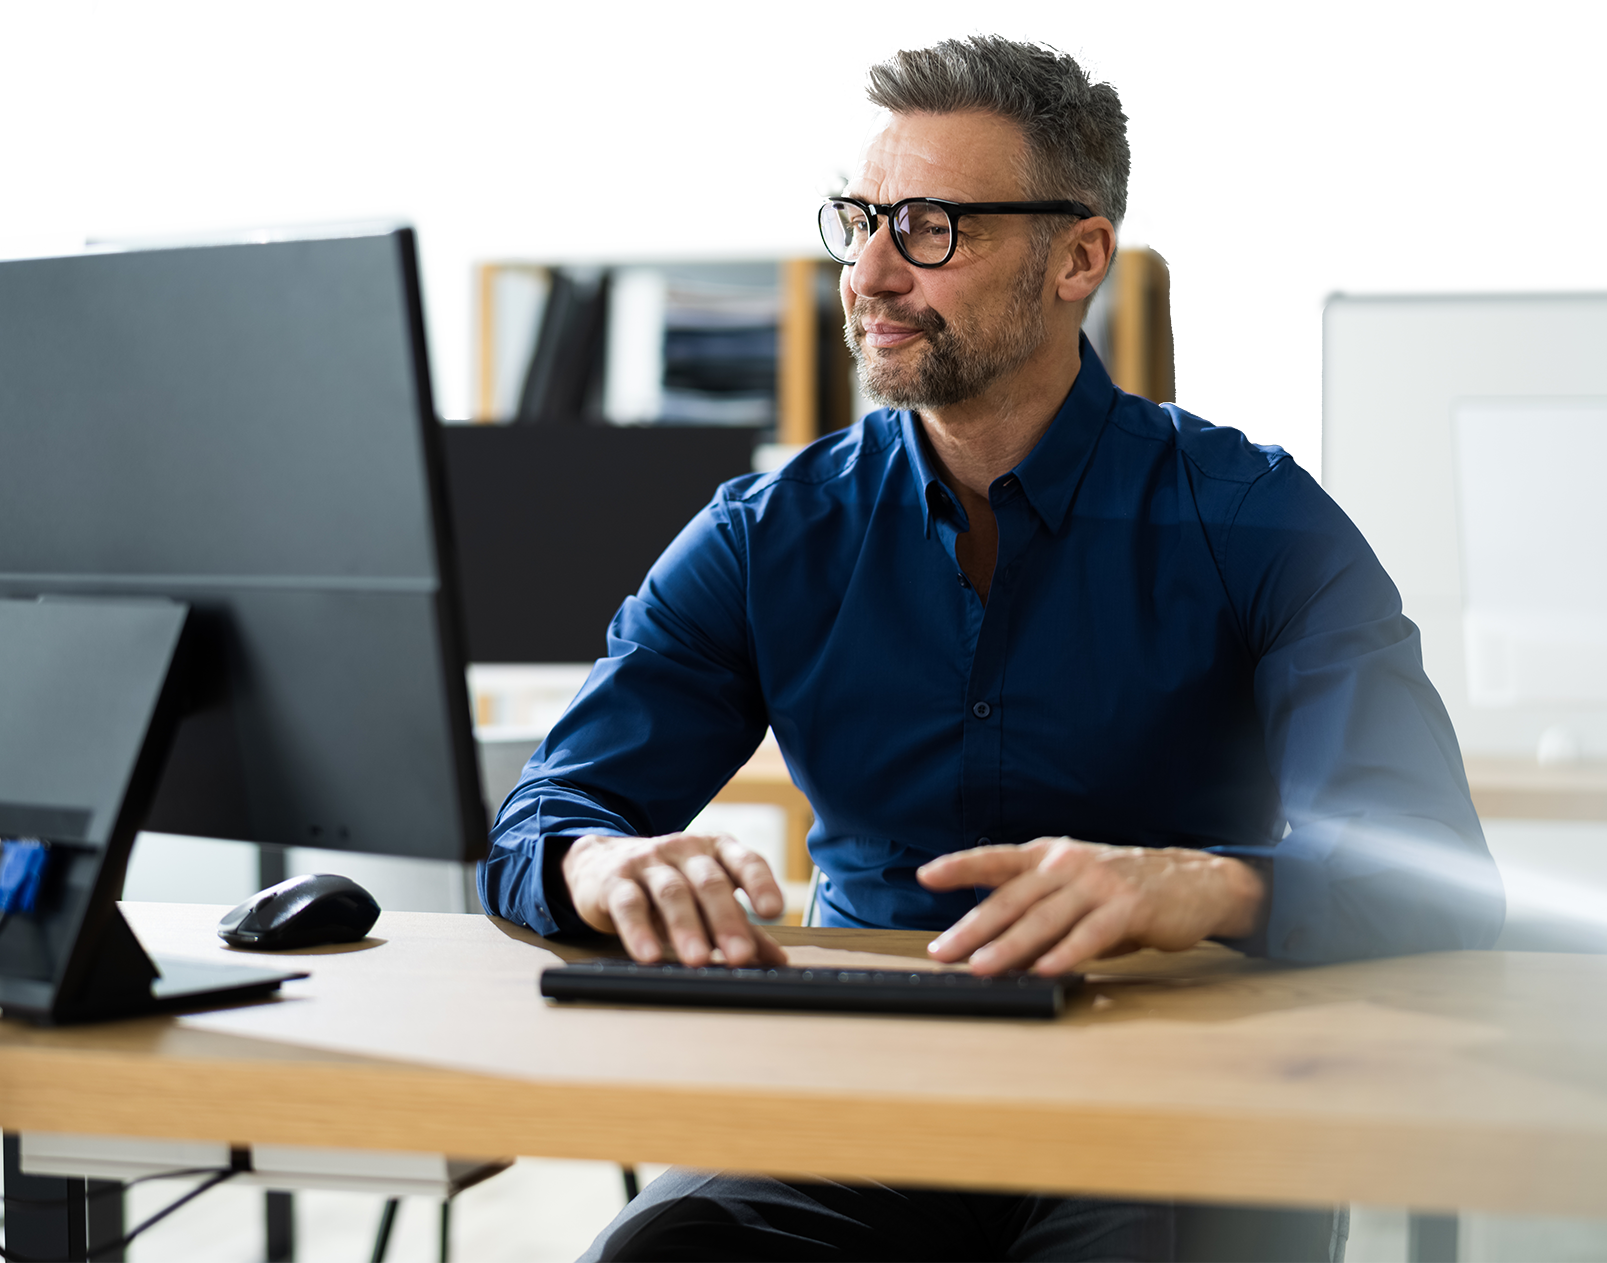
[{"x1": 865, "y1": 36, "x2": 1130, "y2": 229}]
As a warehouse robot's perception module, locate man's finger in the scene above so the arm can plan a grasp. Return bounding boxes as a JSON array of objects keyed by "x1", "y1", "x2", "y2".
[
  {"x1": 715, "y1": 838, "x2": 785, "y2": 920},
  {"x1": 925, "y1": 866, "x2": 1066, "y2": 962},
  {"x1": 1031, "y1": 899, "x2": 1136, "y2": 974},
  {"x1": 917, "y1": 843, "x2": 1038, "y2": 891},
  {"x1": 713, "y1": 837, "x2": 783, "y2": 916},
  {"x1": 680, "y1": 852, "x2": 765, "y2": 966},
  {"x1": 606, "y1": 879, "x2": 665, "y2": 964},
  {"x1": 660, "y1": 832, "x2": 786, "y2": 926},
  {"x1": 640, "y1": 863, "x2": 715, "y2": 966},
  {"x1": 968, "y1": 881, "x2": 1103, "y2": 975},
  {"x1": 961, "y1": 886, "x2": 1087, "y2": 976}
]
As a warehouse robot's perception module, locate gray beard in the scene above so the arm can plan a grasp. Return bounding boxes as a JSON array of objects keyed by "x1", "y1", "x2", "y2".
[{"x1": 845, "y1": 250, "x2": 1049, "y2": 411}]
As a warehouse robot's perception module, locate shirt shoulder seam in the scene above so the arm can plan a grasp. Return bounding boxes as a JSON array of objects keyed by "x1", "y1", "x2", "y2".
[
  {"x1": 729, "y1": 419, "x2": 898, "y2": 501},
  {"x1": 1103, "y1": 405, "x2": 1174, "y2": 450}
]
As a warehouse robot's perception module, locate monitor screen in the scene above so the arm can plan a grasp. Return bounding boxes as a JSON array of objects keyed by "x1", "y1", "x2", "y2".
[{"x1": 0, "y1": 229, "x2": 485, "y2": 863}]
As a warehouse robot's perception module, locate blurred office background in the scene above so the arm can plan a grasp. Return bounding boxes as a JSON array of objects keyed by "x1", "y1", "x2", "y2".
[{"x1": 5, "y1": 1, "x2": 1607, "y2": 1259}]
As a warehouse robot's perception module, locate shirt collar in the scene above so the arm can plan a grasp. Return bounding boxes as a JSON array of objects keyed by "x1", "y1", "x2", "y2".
[
  {"x1": 898, "y1": 407, "x2": 949, "y2": 538},
  {"x1": 900, "y1": 332, "x2": 1117, "y2": 537}
]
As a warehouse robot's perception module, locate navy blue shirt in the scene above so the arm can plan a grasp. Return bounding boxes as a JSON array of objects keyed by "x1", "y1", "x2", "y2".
[{"x1": 480, "y1": 344, "x2": 1503, "y2": 962}]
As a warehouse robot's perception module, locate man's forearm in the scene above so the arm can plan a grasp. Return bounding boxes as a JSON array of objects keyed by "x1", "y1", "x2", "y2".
[{"x1": 1254, "y1": 817, "x2": 1503, "y2": 963}]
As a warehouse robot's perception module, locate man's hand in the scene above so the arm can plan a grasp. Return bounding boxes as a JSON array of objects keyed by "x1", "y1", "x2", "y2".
[
  {"x1": 561, "y1": 832, "x2": 787, "y2": 968},
  {"x1": 918, "y1": 838, "x2": 1268, "y2": 975}
]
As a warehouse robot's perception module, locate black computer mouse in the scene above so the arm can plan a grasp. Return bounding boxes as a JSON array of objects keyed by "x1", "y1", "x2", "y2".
[{"x1": 217, "y1": 873, "x2": 381, "y2": 950}]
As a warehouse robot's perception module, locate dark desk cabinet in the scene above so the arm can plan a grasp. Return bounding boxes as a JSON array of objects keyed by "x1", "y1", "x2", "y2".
[{"x1": 440, "y1": 424, "x2": 760, "y2": 664}]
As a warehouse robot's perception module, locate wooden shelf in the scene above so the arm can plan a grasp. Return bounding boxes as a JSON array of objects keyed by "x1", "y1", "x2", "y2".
[{"x1": 716, "y1": 738, "x2": 814, "y2": 884}]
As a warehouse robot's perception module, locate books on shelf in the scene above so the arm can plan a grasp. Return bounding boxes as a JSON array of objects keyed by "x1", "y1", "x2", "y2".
[
  {"x1": 515, "y1": 267, "x2": 610, "y2": 423},
  {"x1": 478, "y1": 260, "x2": 782, "y2": 429},
  {"x1": 656, "y1": 268, "x2": 779, "y2": 427}
]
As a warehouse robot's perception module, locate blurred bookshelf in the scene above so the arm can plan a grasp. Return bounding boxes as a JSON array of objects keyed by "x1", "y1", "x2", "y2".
[{"x1": 474, "y1": 258, "x2": 854, "y2": 445}]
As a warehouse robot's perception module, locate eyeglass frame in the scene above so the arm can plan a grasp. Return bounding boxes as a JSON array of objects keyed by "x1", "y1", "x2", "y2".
[{"x1": 818, "y1": 195, "x2": 1096, "y2": 269}]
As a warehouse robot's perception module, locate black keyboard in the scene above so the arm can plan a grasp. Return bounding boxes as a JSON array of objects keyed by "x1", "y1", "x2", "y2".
[{"x1": 539, "y1": 960, "x2": 1077, "y2": 1019}]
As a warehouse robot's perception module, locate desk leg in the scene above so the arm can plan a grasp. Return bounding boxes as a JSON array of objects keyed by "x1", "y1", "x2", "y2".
[
  {"x1": 87, "y1": 1178, "x2": 125, "y2": 1261},
  {"x1": 1408, "y1": 1212, "x2": 1458, "y2": 1262},
  {"x1": 266, "y1": 1188, "x2": 295, "y2": 1261},
  {"x1": 3, "y1": 1132, "x2": 88, "y2": 1261}
]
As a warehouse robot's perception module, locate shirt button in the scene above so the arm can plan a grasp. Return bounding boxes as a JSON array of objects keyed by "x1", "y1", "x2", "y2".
[
  {"x1": 977, "y1": 837, "x2": 992, "y2": 846},
  {"x1": 957, "y1": 573, "x2": 969, "y2": 588},
  {"x1": 972, "y1": 701, "x2": 991, "y2": 719}
]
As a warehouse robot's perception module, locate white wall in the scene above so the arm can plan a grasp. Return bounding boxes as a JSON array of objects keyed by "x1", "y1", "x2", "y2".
[
  {"x1": 1259, "y1": 318, "x2": 1324, "y2": 469},
  {"x1": 462, "y1": 0, "x2": 816, "y2": 265},
  {"x1": 86, "y1": 0, "x2": 475, "y2": 414},
  {"x1": 1247, "y1": 0, "x2": 1607, "y2": 319},
  {"x1": 0, "y1": 19, "x2": 83, "y2": 258}
]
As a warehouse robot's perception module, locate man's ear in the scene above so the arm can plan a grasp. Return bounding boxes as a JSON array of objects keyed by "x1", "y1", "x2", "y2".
[{"x1": 1053, "y1": 216, "x2": 1116, "y2": 306}]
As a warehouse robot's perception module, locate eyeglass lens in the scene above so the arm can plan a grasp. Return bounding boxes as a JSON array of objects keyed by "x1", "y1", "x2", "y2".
[{"x1": 820, "y1": 200, "x2": 954, "y2": 265}]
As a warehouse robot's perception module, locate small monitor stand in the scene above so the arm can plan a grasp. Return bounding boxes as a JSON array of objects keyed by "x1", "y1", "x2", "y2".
[{"x1": 0, "y1": 596, "x2": 303, "y2": 1024}]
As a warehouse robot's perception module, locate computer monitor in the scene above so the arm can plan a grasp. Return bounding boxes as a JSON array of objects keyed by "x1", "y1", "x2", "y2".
[{"x1": 0, "y1": 228, "x2": 485, "y2": 1021}]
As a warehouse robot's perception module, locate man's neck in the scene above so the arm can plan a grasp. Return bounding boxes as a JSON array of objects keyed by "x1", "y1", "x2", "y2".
[{"x1": 917, "y1": 335, "x2": 1082, "y2": 501}]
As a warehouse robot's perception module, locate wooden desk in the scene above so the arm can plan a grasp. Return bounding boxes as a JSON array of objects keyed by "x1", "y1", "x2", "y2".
[{"x1": 3, "y1": 904, "x2": 1607, "y2": 1218}]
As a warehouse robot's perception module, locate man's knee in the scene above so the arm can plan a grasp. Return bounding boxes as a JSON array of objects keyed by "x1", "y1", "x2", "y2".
[{"x1": 582, "y1": 1169, "x2": 787, "y2": 1263}]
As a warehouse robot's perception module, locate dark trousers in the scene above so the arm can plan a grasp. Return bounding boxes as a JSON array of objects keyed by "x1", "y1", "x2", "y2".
[{"x1": 582, "y1": 1169, "x2": 1346, "y2": 1262}]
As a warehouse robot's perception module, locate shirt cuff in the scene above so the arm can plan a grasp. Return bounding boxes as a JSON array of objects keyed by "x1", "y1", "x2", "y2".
[{"x1": 478, "y1": 829, "x2": 613, "y2": 940}]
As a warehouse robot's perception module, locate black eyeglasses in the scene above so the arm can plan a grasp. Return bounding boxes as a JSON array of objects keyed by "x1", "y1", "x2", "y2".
[{"x1": 818, "y1": 196, "x2": 1095, "y2": 269}]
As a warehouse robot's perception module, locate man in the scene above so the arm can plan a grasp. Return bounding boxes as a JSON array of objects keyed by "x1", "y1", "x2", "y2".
[{"x1": 481, "y1": 36, "x2": 1502, "y2": 1262}]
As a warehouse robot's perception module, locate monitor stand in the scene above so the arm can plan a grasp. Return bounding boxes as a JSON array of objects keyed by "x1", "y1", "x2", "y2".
[{"x1": 0, "y1": 596, "x2": 304, "y2": 1025}]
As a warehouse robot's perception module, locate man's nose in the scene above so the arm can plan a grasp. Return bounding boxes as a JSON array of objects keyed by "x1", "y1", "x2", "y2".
[{"x1": 849, "y1": 216, "x2": 915, "y2": 299}]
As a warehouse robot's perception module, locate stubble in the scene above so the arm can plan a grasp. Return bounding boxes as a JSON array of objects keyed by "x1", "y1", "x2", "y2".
[{"x1": 845, "y1": 243, "x2": 1050, "y2": 411}]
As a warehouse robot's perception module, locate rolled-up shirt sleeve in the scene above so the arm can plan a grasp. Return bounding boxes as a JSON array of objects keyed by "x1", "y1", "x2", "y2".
[
  {"x1": 478, "y1": 491, "x2": 768, "y2": 937},
  {"x1": 1209, "y1": 458, "x2": 1504, "y2": 962}
]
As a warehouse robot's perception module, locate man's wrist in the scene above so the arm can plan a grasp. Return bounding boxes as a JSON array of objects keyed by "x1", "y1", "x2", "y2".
[
  {"x1": 1211, "y1": 853, "x2": 1270, "y2": 940},
  {"x1": 541, "y1": 834, "x2": 602, "y2": 938}
]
